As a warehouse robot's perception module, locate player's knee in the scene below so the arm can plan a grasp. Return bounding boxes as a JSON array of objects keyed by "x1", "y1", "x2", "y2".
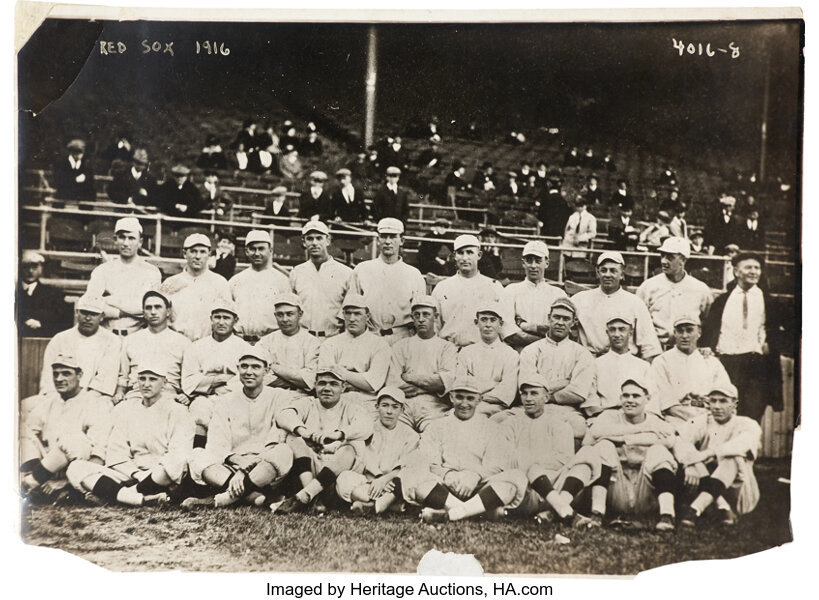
[
  {"x1": 286, "y1": 435, "x2": 312, "y2": 457},
  {"x1": 525, "y1": 464, "x2": 549, "y2": 483},
  {"x1": 65, "y1": 460, "x2": 97, "y2": 490},
  {"x1": 593, "y1": 440, "x2": 619, "y2": 465},
  {"x1": 644, "y1": 444, "x2": 676, "y2": 471},
  {"x1": 260, "y1": 444, "x2": 294, "y2": 478},
  {"x1": 334, "y1": 471, "x2": 359, "y2": 502}
]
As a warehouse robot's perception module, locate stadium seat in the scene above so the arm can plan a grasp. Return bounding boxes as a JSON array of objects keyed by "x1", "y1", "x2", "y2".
[{"x1": 46, "y1": 217, "x2": 89, "y2": 252}]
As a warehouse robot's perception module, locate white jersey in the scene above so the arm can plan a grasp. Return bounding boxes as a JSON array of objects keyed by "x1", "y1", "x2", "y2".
[
  {"x1": 593, "y1": 350, "x2": 660, "y2": 414},
  {"x1": 318, "y1": 331, "x2": 392, "y2": 394},
  {"x1": 636, "y1": 272, "x2": 712, "y2": 344},
  {"x1": 500, "y1": 409, "x2": 575, "y2": 473},
  {"x1": 349, "y1": 257, "x2": 426, "y2": 333},
  {"x1": 119, "y1": 327, "x2": 192, "y2": 393},
  {"x1": 229, "y1": 266, "x2": 290, "y2": 338},
  {"x1": 160, "y1": 268, "x2": 231, "y2": 341},
  {"x1": 181, "y1": 334, "x2": 253, "y2": 397},
  {"x1": 86, "y1": 256, "x2": 161, "y2": 333},
  {"x1": 501, "y1": 279, "x2": 566, "y2": 342},
  {"x1": 455, "y1": 339, "x2": 520, "y2": 407},
  {"x1": 289, "y1": 258, "x2": 351, "y2": 336},
  {"x1": 257, "y1": 328, "x2": 322, "y2": 391},
  {"x1": 40, "y1": 326, "x2": 121, "y2": 397},
  {"x1": 519, "y1": 336, "x2": 595, "y2": 410},
  {"x1": 651, "y1": 347, "x2": 733, "y2": 411}
]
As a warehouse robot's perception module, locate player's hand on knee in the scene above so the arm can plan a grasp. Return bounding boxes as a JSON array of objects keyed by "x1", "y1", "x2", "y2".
[
  {"x1": 321, "y1": 441, "x2": 343, "y2": 454},
  {"x1": 369, "y1": 475, "x2": 391, "y2": 499},
  {"x1": 175, "y1": 393, "x2": 192, "y2": 407},
  {"x1": 228, "y1": 472, "x2": 245, "y2": 498},
  {"x1": 684, "y1": 465, "x2": 701, "y2": 490},
  {"x1": 42, "y1": 479, "x2": 68, "y2": 495}
]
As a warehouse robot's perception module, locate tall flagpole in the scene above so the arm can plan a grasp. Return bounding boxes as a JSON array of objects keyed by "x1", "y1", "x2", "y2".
[
  {"x1": 364, "y1": 25, "x2": 377, "y2": 150},
  {"x1": 759, "y1": 48, "x2": 771, "y2": 183}
]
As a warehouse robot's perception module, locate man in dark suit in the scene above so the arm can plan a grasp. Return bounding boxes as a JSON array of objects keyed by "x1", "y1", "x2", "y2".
[
  {"x1": 53, "y1": 139, "x2": 96, "y2": 202},
  {"x1": 701, "y1": 252, "x2": 786, "y2": 422},
  {"x1": 106, "y1": 148, "x2": 158, "y2": 206},
  {"x1": 157, "y1": 164, "x2": 205, "y2": 218},
  {"x1": 17, "y1": 251, "x2": 71, "y2": 338},
  {"x1": 607, "y1": 199, "x2": 639, "y2": 251},
  {"x1": 538, "y1": 183, "x2": 572, "y2": 239},
  {"x1": 736, "y1": 208, "x2": 766, "y2": 251},
  {"x1": 298, "y1": 171, "x2": 332, "y2": 221},
  {"x1": 331, "y1": 168, "x2": 370, "y2": 223},
  {"x1": 704, "y1": 195, "x2": 743, "y2": 255},
  {"x1": 371, "y1": 166, "x2": 410, "y2": 223}
]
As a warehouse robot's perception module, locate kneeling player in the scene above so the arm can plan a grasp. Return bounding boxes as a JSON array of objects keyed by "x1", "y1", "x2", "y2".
[
  {"x1": 67, "y1": 360, "x2": 194, "y2": 506},
  {"x1": 585, "y1": 376, "x2": 679, "y2": 531},
  {"x1": 500, "y1": 376, "x2": 599, "y2": 527},
  {"x1": 401, "y1": 378, "x2": 527, "y2": 523},
  {"x1": 21, "y1": 355, "x2": 112, "y2": 502},
  {"x1": 274, "y1": 367, "x2": 374, "y2": 513},
  {"x1": 676, "y1": 384, "x2": 762, "y2": 527},
  {"x1": 336, "y1": 386, "x2": 420, "y2": 514},
  {"x1": 185, "y1": 347, "x2": 294, "y2": 508}
]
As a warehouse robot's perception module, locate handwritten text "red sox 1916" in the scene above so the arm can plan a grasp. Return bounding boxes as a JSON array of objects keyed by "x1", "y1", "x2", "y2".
[{"x1": 673, "y1": 39, "x2": 740, "y2": 58}]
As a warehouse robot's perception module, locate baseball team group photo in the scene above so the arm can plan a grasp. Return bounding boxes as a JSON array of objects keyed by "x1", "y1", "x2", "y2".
[{"x1": 14, "y1": 9, "x2": 802, "y2": 575}]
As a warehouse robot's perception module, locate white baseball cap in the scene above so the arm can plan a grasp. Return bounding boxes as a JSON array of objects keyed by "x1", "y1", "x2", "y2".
[
  {"x1": 453, "y1": 234, "x2": 481, "y2": 251},
  {"x1": 245, "y1": 230, "x2": 272, "y2": 246},
  {"x1": 114, "y1": 217, "x2": 142, "y2": 234},
  {"x1": 301, "y1": 220, "x2": 329, "y2": 236},
  {"x1": 137, "y1": 357, "x2": 169, "y2": 378},
  {"x1": 658, "y1": 237, "x2": 691, "y2": 259},
  {"x1": 522, "y1": 240, "x2": 549, "y2": 258},
  {"x1": 75, "y1": 294, "x2": 105, "y2": 314},
  {"x1": 596, "y1": 251, "x2": 625, "y2": 266},
  {"x1": 377, "y1": 217, "x2": 404, "y2": 235},
  {"x1": 211, "y1": 297, "x2": 239, "y2": 317},
  {"x1": 183, "y1": 233, "x2": 212, "y2": 249},
  {"x1": 238, "y1": 347, "x2": 269, "y2": 365},
  {"x1": 273, "y1": 292, "x2": 303, "y2": 309},
  {"x1": 377, "y1": 386, "x2": 407, "y2": 406}
]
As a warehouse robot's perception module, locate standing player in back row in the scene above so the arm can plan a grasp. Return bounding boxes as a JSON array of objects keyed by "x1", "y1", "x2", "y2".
[{"x1": 348, "y1": 218, "x2": 426, "y2": 346}]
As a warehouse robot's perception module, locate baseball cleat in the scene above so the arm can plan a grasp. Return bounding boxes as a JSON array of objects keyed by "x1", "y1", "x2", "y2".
[
  {"x1": 83, "y1": 492, "x2": 106, "y2": 506},
  {"x1": 143, "y1": 492, "x2": 170, "y2": 506},
  {"x1": 275, "y1": 496, "x2": 309, "y2": 515},
  {"x1": 181, "y1": 496, "x2": 215, "y2": 508},
  {"x1": 534, "y1": 510, "x2": 556, "y2": 526},
  {"x1": 655, "y1": 514, "x2": 676, "y2": 532},
  {"x1": 679, "y1": 506, "x2": 699, "y2": 528},
  {"x1": 570, "y1": 513, "x2": 595, "y2": 529},
  {"x1": 351, "y1": 501, "x2": 375, "y2": 515},
  {"x1": 588, "y1": 512, "x2": 604, "y2": 528},
  {"x1": 420, "y1": 507, "x2": 448, "y2": 523},
  {"x1": 717, "y1": 507, "x2": 738, "y2": 527},
  {"x1": 485, "y1": 507, "x2": 507, "y2": 521}
]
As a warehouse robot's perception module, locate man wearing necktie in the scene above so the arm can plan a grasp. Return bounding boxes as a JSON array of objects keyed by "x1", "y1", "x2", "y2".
[
  {"x1": 330, "y1": 168, "x2": 369, "y2": 223},
  {"x1": 53, "y1": 139, "x2": 96, "y2": 202},
  {"x1": 562, "y1": 196, "x2": 597, "y2": 259},
  {"x1": 371, "y1": 166, "x2": 410, "y2": 223},
  {"x1": 298, "y1": 171, "x2": 332, "y2": 221}
]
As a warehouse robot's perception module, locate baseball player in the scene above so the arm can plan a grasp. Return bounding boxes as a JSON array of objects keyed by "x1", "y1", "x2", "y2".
[
  {"x1": 583, "y1": 376, "x2": 679, "y2": 531},
  {"x1": 289, "y1": 220, "x2": 352, "y2": 339},
  {"x1": 66, "y1": 359, "x2": 195, "y2": 506},
  {"x1": 651, "y1": 315, "x2": 733, "y2": 428},
  {"x1": 501, "y1": 240, "x2": 567, "y2": 350},
  {"x1": 386, "y1": 295, "x2": 458, "y2": 432},
  {"x1": 115, "y1": 290, "x2": 191, "y2": 405},
  {"x1": 499, "y1": 376, "x2": 600, "y2": 526},
  {"x1": 676, "y1": 384, "x2": 762, "y2": 527},
  {"x1": 85, "y1": 217, "x2": 162, "y2": 336},
  {"x1": 592, "y1": 314, "x2": 660, "y2": 414},
  {"x1": 160, "y1": 233, "x2": 231, "y2": 341},
  {"x1": 571, "y1": 251, "x2": 661, "y2": 360},
  {"x1": 229, "y1": 229, "x2": 290, "y2": 342},
  {"x1": 335, "y1": 386, "x2": 420, "y2": 514},
  {"x1": 184, "y1": 347, "x2": 294, "y2": 508},
  {"x1": 181, "y1": 298, "x2": 254, "y2": 448},
  {"x1": 636, "y1": 236, "x2": 712, "y2": 348},
  {"x1": 317, "y1": 294, "x2": 392, "y2": 417},
  {"x1": 273, "y1": 367, "x2": 374, "y2": 514},
  {"x1": 400, "y1": 377, "x2": 527, "y2": 523},
  {"x1": 517, "y1": 298, "x2": 595, "y2": 440},
  {"x1": 21, "y1": 354, "x2": 113, "y2": 502},
  {"x1": 38, "y1": 294, "x2": 120, "y2": 400},
  {"x1": 431, "y1": 234, "x2": 514, "y2": 349},
  {"x1": 348, "y1": 217, "x2": 427, "y2": 345},
  {"x1": 455, "y1": 302, "x2": 520, "y2": 417}
]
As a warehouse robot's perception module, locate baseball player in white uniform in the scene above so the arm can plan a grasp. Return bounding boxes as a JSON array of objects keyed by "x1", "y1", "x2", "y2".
[
  {"x1": 21, "y1": 354, "x2": 113, "y2": 502},
  {"x1": 676, "y1": 384, "x2": 762, "y2": 527},
  {"x1": 66, "y1": 358, "x2": 195, "y2": 506},
  {"x1": 335, "y1": 386, "x2": 420, "y2": 515}
]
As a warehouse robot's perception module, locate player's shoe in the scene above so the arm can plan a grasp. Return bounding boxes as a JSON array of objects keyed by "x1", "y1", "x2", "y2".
[
  {"x1": 534, "y1": 509, "x2": 556, "y2": 526},
  {"x1": 655, "y1": 514, "x2": 676, "y2": 532},
  {"x1": 716, "y1": 507, "x2": 737, "y2": 527},
  {"x1": 83, "y1": 491, "x2": 106, "y2": 506},
  {"x1": 588, "y1": 512, "x2": 604, "y2": 528},
  {"x1": 485, "y1": 507, "x2": 507, "y2": 521},
  {"x1": 679, "y1": 506, "x2": 699, "y2": 528},
  {"x1": 181, "y1": 496, "x2": 215, "y2": 508},
  {"x1": 275, "y1": 496, "x2": 309, "y2": 515},
  {"x1": 570, "y1": 513, "x2": 597, "y2": 529},
  {"x1": 143, "y1": 492, "x2": 170, "y2": 507},
  {"x1": 420, "y1": 507, "x2": 448, "y2": 523},
  {"x1": 608, "y1": 516, "x2": 636, "y2": 529},
  {"x1": 351, "y1": 501, "x2": 375, "y2": 516}
]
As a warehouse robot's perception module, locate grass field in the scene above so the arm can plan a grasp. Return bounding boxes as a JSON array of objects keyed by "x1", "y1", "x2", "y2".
[{"x1": 20, "y1": 459, "x2": 792, "y2": 574}]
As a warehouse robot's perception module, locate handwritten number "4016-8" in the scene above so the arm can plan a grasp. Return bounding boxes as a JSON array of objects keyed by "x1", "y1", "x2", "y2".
[
  {"x1": 672, "y1": 39, "x2": 740, "y2": 59},
  {"x1": 196, "y1": 41, "x2": 230, "y2": 56}
]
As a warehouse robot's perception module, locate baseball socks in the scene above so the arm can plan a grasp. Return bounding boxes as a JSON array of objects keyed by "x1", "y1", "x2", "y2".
[
  {"x1": 688, "y1": 476, "x2": 728, "y2": 517},
  {"x1": 449, "y1": 485, "x2": 508, "y2": 521},
  {"x1": 295, "y1": 467, "x2": 338, "y2": 504}
]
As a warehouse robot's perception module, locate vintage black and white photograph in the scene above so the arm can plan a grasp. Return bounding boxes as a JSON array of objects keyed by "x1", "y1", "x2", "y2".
[{"x1": 14, "y1": 2, "x2": 803, "y2": 578}]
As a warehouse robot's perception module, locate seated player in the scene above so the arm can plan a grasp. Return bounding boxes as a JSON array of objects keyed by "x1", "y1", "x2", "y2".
[
  {"x1": 317, "y1": 294, "x2": 391, "y2": 416},
  {"x1": 115, "y1": 290, "x2": 191, "y2": 405},
  {"x1": 592, "y1": 314, "x2": 660, "y2": 415},
  {"x1": 583, "y1": 377, "x2": 679, "y2": 531},
  {"x1": 386, "y1": 295, "x2": 458, "y2": 432},
  {"x1": 518, "y1": 298, "x2": 595, "y2": 440},
  {"x1": 500, "y1": 376, "x2": 600, "y2": 527},
  {"x1": 257, "y1": 293, "x2": 322, "y2": 405},
  {"x1": 675, "y1": 384, "x2": 762, "y2": 527},
  {"x1": 66, "y1": 359, "x2": 194, "y2": 506},
  {"x1": 21, "y1": 355, "x2": 113, "y2": 502},
  {"x1": 185, "y1": 347, "x2": 294, "y2": 508},
  {"x1": 651, "y1": 315, "x2": 733, "y2": 428},
  {"x1": 400, "y1": 378, "x2": 527, "y2": 523},
  {"x1": 335, "y1": 386, "x2": 420, "y2": 514},
  {"x1": 273, "y1": 367, "x2": 375, "y2": 513},
  {"x1": 181, "y1": 299, "x2": 253, "y2": 448},
  {"x1": 455, "y1": 302, "x2": 519, "y2": 417}
]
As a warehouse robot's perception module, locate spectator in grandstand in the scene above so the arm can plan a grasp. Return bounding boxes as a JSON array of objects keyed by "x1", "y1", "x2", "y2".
[
  {"x1": 280, "y1": 122, "x2": 300, "y2": 151},
  {"x1": 229, "y1": 230, "x2": 290, "y2": 343},
  {"x1": 256, "y1": 123, "x2": 281, "y2": 158},
  {"x1": 572, "y1": 251, "x2": 661, "y2": 360},
  {"x1": 501, "y1": 171, "x2": 520, "y2": 199},
  {"x1": 444, "y1": 160, "x2": 471, "y2": 202},
  {"x1": 602, "y1": 153, "x2": 617, "y2": 172},
  {"x1": 39, "y1": 294, "x2": 120, "y2": 400},
  {"x1": 581, "y1": 147, "x2": 598, "y2": 170},
  {"x1": 472, "y1": 161, "x2": 497, "y2": 192},
  {"x1": 611, "y1": 179, "x2": 630, "y2": 211},
  {"x1": 348, "y1": 218, "x2": 427, "y2": 346},
  {"x1": 367, "y1": 145, "x2": 382, "y2": 176},
  {"x1": 278, "y1": 144, "x2": 303, "y2": 181},
  {"x1": 381, "y1": 136, "x2": 410, "y2": 174},
  {"x1": 518, "y1": 298, "x2": 595, "y2": 442},
  {"x1": 229, "y1": 119, "x2": 259, "y2": 172},
  {"x1": 538, "y1": 182, "x2": 571, "y2": 239},
  {"x1": 583, "y1": 174, "x2": 604, "y2": 208},
  {"x1": 636, "y1": 236, "x2": 712, "y2": 348},
  {"x1": 17, "y1": 250, "x2": 71, "y2": 338},
  {"x1": 66, "y1": 359, "x2": 193, "y2": 507},
  {"x1": 106, "y1": 148, "x2": 158, "y2": 206},
  {"x1": 477, "y1": 227, "x2": 504, "y2": 281},
  {"x1": 160, "y1": 233, "x2": 231, "y2": 342},
  {"x1": 607, "y1": 202, "x2": 639, "y2": 251},
  {"x1": 668, "y1": 202, "x2": 689, "y2": 240},
  {"x1": 21, "y1": 354, "x2": 113, "y2": 503},
  {"x1": 331, "y1": 168, "x2": 370, "y2": 223},
  {"x1": 701, "y1": 252, "x2": 784, "y2": 423},
  {"x1": 562, "y1": 195, "x2": 598, "y2": 258},
  {"x1": 86, "y1": 217, "x2": 162, "y2": 337},
  {"x1": 157, "y1": 164, "x2": 206, "y2": 218},
  {"x1": 347, "y1": 148, "x2": 378, "y2": 189},
  {"x1": 115, "y1": 290, "x2": 191, "y2": 406},
  {"x1": 689, "y1": 231, "x2": 706, "y2": 255},
  {"x1": 386, "y1": 295, "x2": 458, "y2": 432},
  {"x1": 202, "y1": 171, "x2": 230, "y2": 217},
  {"x1": 431, "y1": 234, "x2": 513, "y2": 349},
  {"x1": 299, "y1": 129, "x2": 324, "y2": 158},
  {"x1": 101, "y1": 129, "x2": 133, "y2": 173},
  {"x1": 659, "y1": 187, "x2": 683, "y2": 215},
  {"x1": 704, "y1": 195, "x2": 742, "y2": 255},
  {"x1": 196, "y1": 134, "x2": 228, "y2": 171},
  {"x1": 289, "y1": 220, "x2": 351, "y2": 338},
  {"x1": 533, "y1": 161, "x2": 549, "y2": 191},
  {"x1": 53, "y1": 139, "x2": 96, "y2": 202},
  {"x1": 415, "y1": 137, "x2": 443, "y2": 171},
  {"x1": 563, "y1": 146, "x2": 581, "y2": 168},
  {"x1": 638, "y1": 210, "x2": 672, "y2": 249},
  {"x1": 262, "y1": 185, "x2": 291, "y2": 220},
  {"x1": 455, "y1": 302, "x2": 519, "y2": 418},
  {"x1": 655, "y1": 163, "x2": 678, "y2": 188},
  {"x1": 416, "y1": 217, "x2": 456, "y2": 281},
  {"x1": 298, "y1": 170, "x2": 332, "y2": 221},
  {"x1": 210, "y1": 233, "x2": 236, "y2": 280},
  {"x1": 736, "y1": 208, "x2": 766, "y2": 252}
]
